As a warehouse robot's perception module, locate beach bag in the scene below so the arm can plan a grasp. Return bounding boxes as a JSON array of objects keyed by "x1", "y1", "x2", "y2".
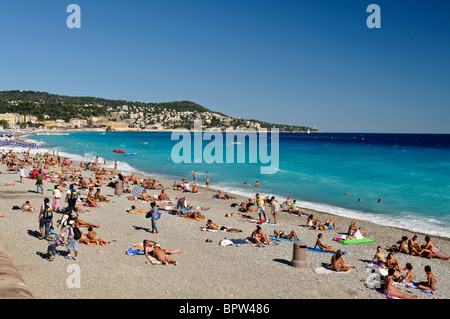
[
  {"x1": 72, "y1": 227, "x2": 82, "y2": 240},
  {"x1": 55, "y1": 238, "x2": 63, "y2": 247},
  {"x1": 219, "y1": 239, "x2": 233, "y2": 246}
]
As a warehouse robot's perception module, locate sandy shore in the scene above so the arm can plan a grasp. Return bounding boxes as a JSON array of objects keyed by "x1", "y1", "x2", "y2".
[{"x1": 0, "y1": 147, "x2": 449, "y2": 301}]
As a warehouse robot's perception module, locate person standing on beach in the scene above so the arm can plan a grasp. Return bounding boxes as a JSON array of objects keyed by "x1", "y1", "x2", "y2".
[
  {"x1": 46, "y1": 228, "x2": 58, "y2": 261},
  {"x1": 19, "y1": 165, "x2": 25, "y2": 183},
  {"x1": 148, "y1": 202, "x2": 159, "y2": 234},
  {"x1": 36, "y1": 169, "x2": 44, "y2": 194},
  {"x1": 205, "y1": 177, "x2": 210, "y2": 188},
  {"x1": 52, "y1": 185, "x2": 61, "y2": 213},
  {"x1": 65, "y1": 184, "x2": 78, "y2": 211},
  {"x1": 269, "y1": 196, "x2": 280, "y2": 224},
  {"x1": 38, "y1": 198, "x2": 53, "y2": 240},
  {"x1": 65, "y1": 220, "x2": 79, "y2": 260},
  {"x1": 193, "y1": 170, "x2": 197, "y2": 183},
  {"x1": 256, "y1": 194, "x2": 267, "y2": 221}
]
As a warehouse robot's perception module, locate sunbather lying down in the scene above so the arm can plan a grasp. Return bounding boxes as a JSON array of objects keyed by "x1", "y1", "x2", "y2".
[
  {"x1": 127, "y1": 205, "x2": 147, "y2": 214},
  {"x1": 143, "y1": 239, "x2": 184, "y2": 266},
  {"x1": 206, "y1": 219, "x2": 242, "y2": 232},
  {"x1": 225, "y1": 212, "x2": 255, "y2": 219},
  {"x1": 179, "y1": 211, "x2": 206, "y2": 219}
]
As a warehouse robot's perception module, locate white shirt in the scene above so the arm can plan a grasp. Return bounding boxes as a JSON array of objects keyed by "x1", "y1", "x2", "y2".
[{"x1": 53, "y1": 189, "x2": 61, "y2": 199}]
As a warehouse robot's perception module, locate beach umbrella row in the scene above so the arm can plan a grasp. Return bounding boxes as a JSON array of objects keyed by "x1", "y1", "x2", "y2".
[{"x1": 0, "y1": 140, "x2": 41, "y2": 149}]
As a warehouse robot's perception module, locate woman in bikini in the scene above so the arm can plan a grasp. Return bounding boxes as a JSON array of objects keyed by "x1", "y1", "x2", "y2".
[
  {"x1": 331, "y1": 250, "x2": 354, "y2": 272},
  {"x1": 385, "y1": 253, "x2": 406, "y2": 272},
  {"x1": 250, "y1": 226, "x2": 271, "y2": 245},
  {"x1": 348, "y1": 220, "x2": 368, "y2": 236},
  {"x1": 371, "y1": 246, "x2": 387, "y2": 267},
  {"x1": 314, "y1": 233, "x2": 336, "y2": 252},
  {"x1": 398, "y1": 236, "x2": 410, "y2": 254},
  {"x1": 144, "y1": 241, "x2": 183, "y2": 266},
  {"x1": 274, "y1": 230, "x2": 301, "y2": 241},
  {"x1": 384, "y1": 268, "x2": 417, "y2": 299},
  {"x1": 87, "y1": 226, "x2": 108, "y2": 245},
  {"x1": 206, "y1": 220, "x2": 242, "y2": 232}
]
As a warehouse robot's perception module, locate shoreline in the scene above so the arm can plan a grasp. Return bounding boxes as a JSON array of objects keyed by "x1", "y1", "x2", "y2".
[
  {"x1": 0, "y1": 137, "x2": 449, "y2": 299},
  {"x1": 16, "y1": 131, "x2": 450, "y2": 240}
]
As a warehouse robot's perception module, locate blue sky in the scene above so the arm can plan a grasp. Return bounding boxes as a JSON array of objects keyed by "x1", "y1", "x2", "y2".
[{"x1": 1, "y1": 0, "x2": 449, "y2": 133}]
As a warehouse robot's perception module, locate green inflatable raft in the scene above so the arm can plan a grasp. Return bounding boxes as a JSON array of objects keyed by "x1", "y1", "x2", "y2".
[{"x1": 336, "y1": 237, "x2": 375, "y2": 245}]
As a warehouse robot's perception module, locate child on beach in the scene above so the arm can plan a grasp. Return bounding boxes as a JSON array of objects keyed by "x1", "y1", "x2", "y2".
[
  {"x1": 52, "y1": 185, "x2": 61, "y2": 213},
  {"x1": 416, "y1": 265, "x2": 436, "y2": 292},
  {"x1": 46, "y1": 228, "x2": 58, "y2": 261},
  {"x1": 398, "y1": 263, "x2": 414, "y2": 285}
]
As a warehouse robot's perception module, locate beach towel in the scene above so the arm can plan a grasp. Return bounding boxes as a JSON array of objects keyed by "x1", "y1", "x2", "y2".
[
  {"x1": 281, "y1": 210, "x2": 309, "y2": 217},
  {"x1": 307, "y1": 247, "x2": 346, "y2": 254},
  {"x1": 146, "y1": 255, "x2": 162, "y2": 265},
  {"x1": 406, "y1": 282, "x2": 435, "y2": 294},
  {"x1": 230, "y1": 239, "x2": 249, "y2": 245},
  {"x1": 249, "y1": 219, "x2": 277, "y2": 226},
  {"x1": 77, "y1": 203, "x2": 101, "y2": 208},
  {"x1": 269, "y1": 236, "x2": 302, "y2": 242},
  {"x1": 370, "y1": 288, "x2": 400, "y2": 299},
  {"x1": 314, "y1": 266, "x2": 352, "y2": 274},
  {"x1": 182, "y1": 216, "x2": 208, "y2": 221},
  {"x1": 200, "y1": 227, "x2": 219, "y2": 232}
]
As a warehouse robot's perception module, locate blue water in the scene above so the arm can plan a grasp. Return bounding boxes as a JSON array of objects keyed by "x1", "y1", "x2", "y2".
[{"x1": 25, "y1": 131, "x2": 450, "y2": 238}]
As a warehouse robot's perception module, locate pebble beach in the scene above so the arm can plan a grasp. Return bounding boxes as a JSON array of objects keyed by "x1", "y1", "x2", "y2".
[{"x1": 0, "y1": 145, "x2": 449, "y2": 301}]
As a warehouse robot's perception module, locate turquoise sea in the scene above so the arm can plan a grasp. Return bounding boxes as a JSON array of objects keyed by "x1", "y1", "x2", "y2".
[{"x1": 25, "y1": 131, "x2": 450, "y2": 238}]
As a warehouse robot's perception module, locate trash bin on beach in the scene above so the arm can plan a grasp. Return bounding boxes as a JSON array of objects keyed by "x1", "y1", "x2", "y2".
[
  {"x1": 114, "y1": 181, "x2": 123, "y2": 196},
  {"x1": 290, "y1": 243, "x2": 307, "y2": 268}
]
